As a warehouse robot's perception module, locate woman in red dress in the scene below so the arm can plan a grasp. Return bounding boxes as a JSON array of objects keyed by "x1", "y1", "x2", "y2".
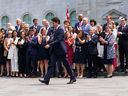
[{"x1": 64, "y1": 31, "x2": 74, "y2": 77}]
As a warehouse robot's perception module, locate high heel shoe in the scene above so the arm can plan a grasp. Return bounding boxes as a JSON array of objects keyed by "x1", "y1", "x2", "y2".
[
  {"x1": 0, "y1": 74, "x2": 3, "y2": 77},
  {"x1": 41, "y1": 74, "x2": 44, "y2": 78},
  {"x1": 104, "y1": 75, "x2": 113, "y2": 78},
  {"x1": 78, "y1": 75, "x2": 83, "y2": 79},
  {"x1": 63, "y1": 74, "x2": 68, "y2": 78}
]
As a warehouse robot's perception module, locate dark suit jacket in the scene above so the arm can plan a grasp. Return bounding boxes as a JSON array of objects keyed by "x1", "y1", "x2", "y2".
[
  {"x1": 88, "y1": 34, "x2": 98, "y2": 55},
  {"x1": 103, "y1": 23, "x2": 107, "y2": 31},
  {"x1": 30, "y1": 25, "x2": 42, "y2": 33},
  {"x1": 74, "y1": 22, "x2": 84, "y2": 33},
  {"x1": 26, "y1": 35, "x2": 38, "y2": 56},
  {"x1": 47, "y1": 27, "x2": 54, "y2": 36},
  {"x1": 118, "y1": 24, "x2": 128, "y2": 45},
  {"x1": 15, "y1": 25, "x2": 22, "y2": 35},
  {"x1": 48, "y1": 26, "x2": 67, "y2": 55}
]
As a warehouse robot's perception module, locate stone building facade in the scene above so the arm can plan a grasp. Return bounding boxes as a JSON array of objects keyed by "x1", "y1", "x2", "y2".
[
  {"x1": 76, "y1": 0, "x2": 128, "y2": 24},
  {"x1": 0, "y1": 0, "x2": 76, "y2": 28},
  {"x1": 0, "y1": 0, "x2": 128, "y2": 28}
]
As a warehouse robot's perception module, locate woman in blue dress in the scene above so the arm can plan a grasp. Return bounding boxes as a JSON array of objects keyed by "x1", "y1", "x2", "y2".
[
  {"x1": 38, "y1": 27, "x2": 49, "y2": 77},
  {"x1": 99, "y1": 25, "x2": 116, "y2": 78}
]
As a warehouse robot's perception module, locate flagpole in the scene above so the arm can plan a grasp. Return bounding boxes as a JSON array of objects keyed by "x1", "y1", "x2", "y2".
[{"x1": 66, "y1": 0, "x2": 70, "y2": 21}]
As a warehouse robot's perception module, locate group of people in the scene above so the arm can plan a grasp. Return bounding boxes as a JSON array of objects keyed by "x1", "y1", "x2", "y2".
[{"x1": 0, "y1": 14, "x2": 128, "y2": 83}]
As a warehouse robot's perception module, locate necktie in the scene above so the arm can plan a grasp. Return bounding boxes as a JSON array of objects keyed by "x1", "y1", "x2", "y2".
[{"x1": 122, "y1": 25, "x2": 124, "y2": 30}]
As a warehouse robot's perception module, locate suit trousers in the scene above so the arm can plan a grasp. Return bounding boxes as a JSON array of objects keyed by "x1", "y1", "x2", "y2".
[
  {"x1": 119, "y1": 43, "x2": 128, "y2": 70},
  {"x1": 44, "y1": 53, "x2": 75, "y2": 82},
  {"x1": 26, "y1": 52, "x2": 37, "y2": 76},
  {"x1": 87, "y1": 54, "x2": 98, "y2": 76}
]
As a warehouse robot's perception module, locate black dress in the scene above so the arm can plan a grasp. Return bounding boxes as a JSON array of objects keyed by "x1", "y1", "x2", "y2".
[
  {"x1": 17, "y1": 38, "x2": 27, "y2": 74},
  {"x1": 37, "y1": 37, "x2": 49, "y2": 60},
  {"x1": 0, "y1": 40, "x2": 6, "y2": 64},
  {"x1": 74, "y1": 37, "x2": 86, "y2": 64}
]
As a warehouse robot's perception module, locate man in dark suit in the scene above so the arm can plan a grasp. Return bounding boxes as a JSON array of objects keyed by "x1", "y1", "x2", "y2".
[
  {"x1": 74, "y1": 14, "x2": 84, "y2": 34},
  {"x1": 117, "y1": 17, "x2": 128, "y2": 72},
  {"x1": 26, "y1": 28, "x2": 38, "y2": 77},
  {"x1": 87, "y1": 27, "x2": 98, "y2": 78},
  {"x1": 15, "y1": 18, "x2": 22, "y2": 35},
  {"x1": 30, "y1": 18, "x2": 42, "y2": 33},
  {"x1": 39, "y1": 17, "x2": 76, "y2": 85}
]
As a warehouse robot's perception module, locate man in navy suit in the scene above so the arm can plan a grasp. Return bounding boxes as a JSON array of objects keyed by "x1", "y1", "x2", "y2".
[
  {"x1": 39, "y1": 17, "x2": 76, "y2": 85},
  {"x1": 30, "y1": 18, "x2": 42, "y2": 33},
  {"x1": 26, "y1": 28, "x2": 38, "y2": 77},
  {"x1": 118, "y1": 17, "x2": 128, "y2": 72},
  {"x1": 15, "y1": 18, "x2": 22, "y2": 35},
  {"x1": 87, "y1": 27, "x2": 98, "y2": 78},
  {"x1": 74, "y1": 14, "x2": 84, "y2": 34}
]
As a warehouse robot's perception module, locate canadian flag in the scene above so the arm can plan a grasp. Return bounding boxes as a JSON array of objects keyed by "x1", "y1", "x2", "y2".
[{"x1": 66, "y1": 6, "x2": 70, "y2": 20}]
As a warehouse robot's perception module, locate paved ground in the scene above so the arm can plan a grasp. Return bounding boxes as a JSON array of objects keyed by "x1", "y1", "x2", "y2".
[{"x1": 0, "y1": 76, "x2": 128, "y2": 96}]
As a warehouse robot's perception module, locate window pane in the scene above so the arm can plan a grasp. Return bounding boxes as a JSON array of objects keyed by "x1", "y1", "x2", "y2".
[
  {"x1": 70, "y1": 11, "x2": 76, "y2": 27},
  {"x1": 23, "y1": 14, "x2": 32, "y2": 25},
  {"x1": 45, "y1": 13, "x2": 54, "y2": 25},
  {"x1": 1, "y1": 16, "x2": 9, "y2": 29}
]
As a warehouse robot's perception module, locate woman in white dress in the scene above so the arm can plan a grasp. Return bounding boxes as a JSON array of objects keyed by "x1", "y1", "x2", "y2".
[{"x1": 8, "y1": 30, "x2": 19, "y2": 77}]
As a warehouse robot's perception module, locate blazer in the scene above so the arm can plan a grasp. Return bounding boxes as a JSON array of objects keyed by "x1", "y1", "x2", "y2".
[
  {"x1": 118, "y1": 24, "x2": 128, "y2": 45},
  {"x1": 103, "y1": 23, "x2": 107, "y2": 31},
  {"x1": 15, "y1": 25, "x2": 21, "y2": 32},
  {"x1": 82, "y1": 24, "x2": 91, "y2": 35},
  {"x1": 74, "y1": 22, "x2": 84, "y2": 33},
  {"x1": 26, "y1": 35, "x2": 38, "y2": 56},
  {"x1": 88, "y1": 34, "x2": 98, "y2": 55},
  {"x1": 17, "y1": 38, "x2": 27, "y2": 54},
  {"x1": 47, "y1": 27, "x2": 54, "y2": 36},
  {"x1": 30, "y1": 25, "x2": 42, "y2": 33},
  {"x1": 48, "y1": 26, "x2": 67, "y2": 55}
]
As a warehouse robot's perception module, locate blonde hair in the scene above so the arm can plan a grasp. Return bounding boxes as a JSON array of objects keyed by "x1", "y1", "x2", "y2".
[
  {"x1": 108, "y1": 21, "x2": 116, "y2": 29},
  {"x1": 106, "y1": 25, "x2": 113, "y2": 32}
]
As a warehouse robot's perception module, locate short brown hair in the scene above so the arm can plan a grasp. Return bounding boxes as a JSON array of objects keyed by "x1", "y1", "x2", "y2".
[
  {"x1": 33, "y1": 18, "x2": 38, "y2": 23},
  {"x1": 51, "y1": 17, "x2": 60, "y2": 24}
]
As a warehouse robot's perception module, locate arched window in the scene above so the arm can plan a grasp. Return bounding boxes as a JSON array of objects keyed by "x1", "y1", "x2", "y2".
[
  {"x1": 102, "y1": 9, "x2": 127, "y2": 24},
  {"x1": 45, "y1": 12, "x2": 55, "y2": 25},
  {"x1": 1, "y1": 16, "x2": 9, "y2": 28},
  {"x1": 70, "y1": 11, "x2": 76, "y2": 26},
  {"x1": 23, "y1": 14, "x2": 32, "y2": 25}
]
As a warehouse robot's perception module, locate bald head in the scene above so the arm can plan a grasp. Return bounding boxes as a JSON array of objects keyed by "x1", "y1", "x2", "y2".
[
  {"x1": 83, "y1": 17, "x2": 89, "y2": 25},
  {"x1": 42, "y1": 19, "x2": 49, "y2": 27}
]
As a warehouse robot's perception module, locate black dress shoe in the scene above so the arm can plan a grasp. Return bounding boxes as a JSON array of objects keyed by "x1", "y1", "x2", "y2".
[
  {"x1": 67, "y1": 79, "x2": 76, "y2": 84},
  {"x1": 86, "y1": 75, "x2": 92, "y2": 78},
  {"x1": 39, "y1": 79, "x2": 49, "y2": 85},
  {"x1": 93, "y1": 75, "x2": 97, "y2": 78},
  {"x1": 118, "y1": 69, "x2": 125, "y2": 72}
]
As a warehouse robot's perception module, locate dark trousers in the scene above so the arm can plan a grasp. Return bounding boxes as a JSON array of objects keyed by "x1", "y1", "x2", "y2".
[
  {"x1": 56, "y1": 60, "x2": 64, "y2": 76},
  {"x1": 26, "y1": 52, "x2": 37, "y2": 76},
  {"x1": 18, "y1": 52, "x2": 26, "y2": 74},
  {"x1": 97, "y1": 57, "x2": 105, "y2": 71},
  {"x1": 119, "y1": 44, "x2": 128, "y2": 70},
  {"x1": 44, "y1": 53, "x2": 75, "y2": 82},
  {"x1": 87, "y1": 54, "x2": 98, "y2": 76}
]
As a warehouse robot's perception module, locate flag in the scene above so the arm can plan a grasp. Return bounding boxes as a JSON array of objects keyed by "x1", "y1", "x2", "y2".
[{"x1": 66, "y1": 6, "x2": 70, "y2": 20}]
